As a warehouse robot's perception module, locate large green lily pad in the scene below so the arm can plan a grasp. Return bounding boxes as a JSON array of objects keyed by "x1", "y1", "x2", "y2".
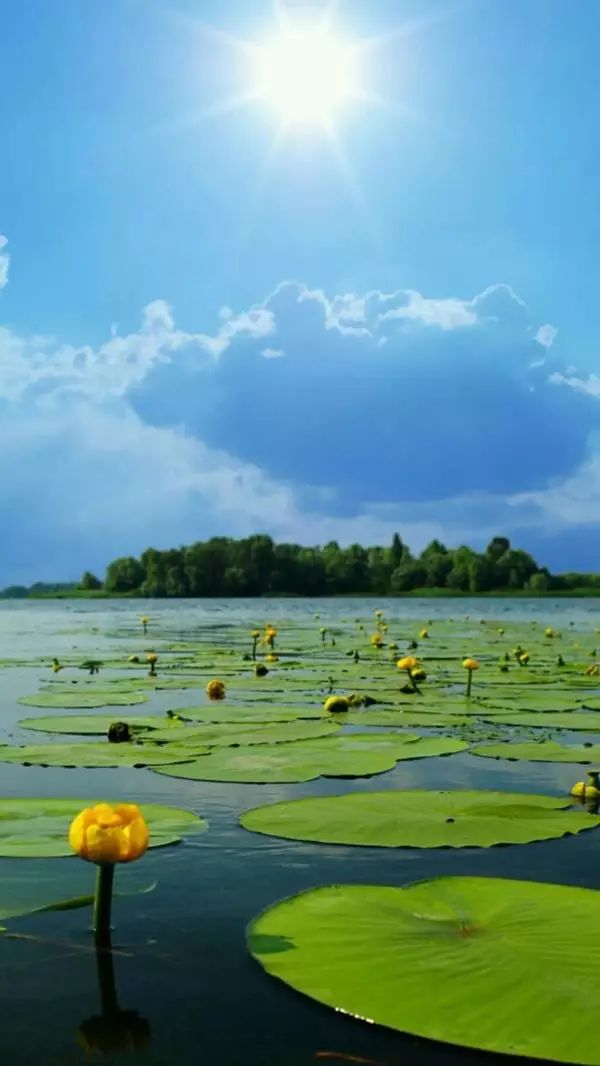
[
  {"x1": 248, "y1": 877, "x2": 600, "y2": 1064},
  {"x1": 180, "y1": 705, "x2": 326, "y2": 723},
  {"x1": 343, "y1": 709, "x2": 472, "y2": 728},
  {"x1": 472, "y1": 740, "x2": 600, "y2": 763},
  {"x1": 241, "y1": 789, "x2": 600, "y2": 847},
  {"x1": 147, "y1": 719, "x2": 339, "y2": 747},
  {"x1": 18, "y1": 714, "x2": 186, "y2": 736},
  {"x1": 0, "y1": 741, "x2": 196, "y2": 768},
  {"x1": 18, "y1": 690, "x2": 148, "y2": 709},
  {"x1": 152, "y1": 734, "x2": 467, "y2": 784},
  {"x1": 0, "y1": 798, "x2": 206, "y2": 857},
  {"x1": 480, "y1": 711, "x2": 600, "y2": 731}
]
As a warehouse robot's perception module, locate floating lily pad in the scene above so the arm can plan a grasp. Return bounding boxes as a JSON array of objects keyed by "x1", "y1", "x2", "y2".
[
  {"x1": 480, "y1": 711, "x2": 600, "y2": 731},
  {"x1": 18, "y1": 714, "x2": 185, "y2": 736},
  {"x1": 19, "y1": 691, "x2": 148, "y2": 709},
  {"x1": 241, "y1": 789, "x2": 600, "y2": 847},
  {"x1": 152, "y1": 734, "x2": 466, "y2": 784},
  {"x1": 0, "y1": 798, "x2": 206, "y2": 857},
  {"x1": 343, "y1": 710, "x2": 472, "y2": 728},
  {"x1": 0, "y1": 741, "x2": 196, "y2": 768},
  {"x1": 147, "y1": 719, "x2": 339, "y2": 747},
  {"x1": 472, "y1": 740, "x2": 600, "y2": 763},
  {"x1": 181, "y1": 705, "x2": 325, "y2": 723},
  {"x1": 248, "y1": 877, "x2": 600, "y2": 1064}
]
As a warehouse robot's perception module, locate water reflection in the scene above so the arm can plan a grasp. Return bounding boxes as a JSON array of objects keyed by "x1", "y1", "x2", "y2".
[{"x1": 76, "y1": 945, "x2": 151, "y2": 1056}]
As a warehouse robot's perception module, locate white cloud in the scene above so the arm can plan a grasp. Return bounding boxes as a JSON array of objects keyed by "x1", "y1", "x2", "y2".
[
  {"x1": 261, "y1": 347, "x2": 285, "y2": 358},
  {"x1": 535, "y1": 323, "x2": 558, "y2": 348},
  {"x1": 267, "y1": 279, "x2": 529, "y2": 338},
  {"x1": 0, "y1": 235, "x2": 9, "y2": 289},
  {"x1": 550, "y1": 371, "x2": 600, "y2": 399}
]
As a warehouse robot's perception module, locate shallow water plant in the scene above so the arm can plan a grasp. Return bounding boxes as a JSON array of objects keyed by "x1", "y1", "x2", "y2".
[
  {"x1": 462, "y1": 657, "x2": 479, "y2": 696},
  {"x1": 69, "y1": 803, "x2": 149, "y2": 945}
]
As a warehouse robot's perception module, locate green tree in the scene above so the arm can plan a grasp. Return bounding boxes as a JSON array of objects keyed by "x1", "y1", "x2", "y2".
[
  {"x1": 79, "y1": 571, "x2": 102, "y2": 591},
  {"x1": 104, "y1": 556, "x2": 144, "y2": 593}
]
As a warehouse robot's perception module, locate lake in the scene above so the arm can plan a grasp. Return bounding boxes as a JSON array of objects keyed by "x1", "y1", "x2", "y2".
[{"x1": 1, "y1": 597, "x2": 599, "y2": 1066}]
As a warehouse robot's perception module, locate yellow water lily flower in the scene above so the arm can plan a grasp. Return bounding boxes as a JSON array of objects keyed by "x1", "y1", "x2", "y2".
[
  {"x1": 265, "y1": 654, "x2": 279, "y2": 663},
  {"x1": 371, "y1": 633, "x2": 384, "y2": 647},
  {"x1": 375, "y1": 609, "x2": 383, "y2": 618},
  {"x1": 146, "y1": 652, "x2": 158, "y2": 663},
  {"x1": 571, "y1": 772, "x2": 600, "y2": 800},
  {"x1": 419, "y1": 628, "x2": 429, "y2": 640},
  {"x1": 324, "y1": 695, "x2": 350, "y2": 713},
  {"x1": 518, "y1": 652, "x2": 530, "y2": 665},
  {"x1": 411, "y1": 667, "x2": 427, "y2": 682},
  {"x1": 140, "y1": 616, "x2": 150, "y2": 625},
  {"x1": 69, "y1": 803, "x2": 148, "y2": 865},
  {"x1": 206, "y1": 679, "x2": 226, "y2": 700},
  {"x1": 128, "y1": 655, "x2": 139, "y2": 663},
  {"x1": 462, "y1": 658, "x2": 480, "y2": 671},
  {"x1": 585, "y1": 664, "x2": 600, "y2": 677},
  {"x1": 545, "y1": 627, "x2": 555, "y2": 638},
  {"x1": 397, "y1": 656, "x2": 418, "y2": 671},
  {"x1": 251, "y1": 629, "x2": 260, "y2": 639}
]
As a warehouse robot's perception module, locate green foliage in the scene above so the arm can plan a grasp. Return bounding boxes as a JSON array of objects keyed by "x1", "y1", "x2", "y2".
[
  {"x1": 0, "y1": 798, "x2": 206, "y2": 857},
  {"x1": 3, "y1": 530, "x2": 599, "y2": 596},
  {"x1": 241, "y1": 790, "x2": 599, "y2": 848},
  {"x1": 247, "y1": 877, "x2": 600, "y2": 1063}
]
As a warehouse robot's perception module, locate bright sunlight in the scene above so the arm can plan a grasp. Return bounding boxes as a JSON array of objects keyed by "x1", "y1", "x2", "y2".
[{"x1": 253, "y1": 26, "x2": 359, "y2": 125}]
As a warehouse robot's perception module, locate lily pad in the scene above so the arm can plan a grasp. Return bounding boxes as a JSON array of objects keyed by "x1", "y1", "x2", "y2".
[
  {"x1": 480, "y1": 711, "x2": 600, "y2": 731},
  {"x1": 0, "y1": 741, "x2": 196, "y2": 768},
  {"x1": 147, "y1": 719, "x2": 339, "y2": 747},
  {"x1": 152, "y1": 734, "x2": 466, "y2": 784},
  {"x1": 343, "y1": 710, "x2": 471, "y2": 728},
  {"x1": 18, "y1": 714, "x2": 185, "y2": 736},
  {"x1": 241, "y1": 789, "x2": 600, "y2": 847},
  {"x1": 0, "y1": 798, "x2": 206, "y2": 857},
  {"x1": 248, "y1": 877, "x2": 600, "y2": 1064},
  {"x1": 18, "y1": 691, "x2": 148, "y2": 709},
  {"x1": 180, "y1": 705, "x2": 326, "y2": 723},
  {"x1": 472, "y1": 740, "x2": 600, "y2": 763}
]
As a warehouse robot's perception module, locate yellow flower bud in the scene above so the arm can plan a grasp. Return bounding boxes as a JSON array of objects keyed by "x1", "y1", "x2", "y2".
[
  {"x1": 265, "y1": 653, "x2": 279, "y2": 663},
  {"x1": 324, "y1": 695, "x2": 350, "y2": 713},
  {"x1": 206, "y1": 679, "x2": 226, "y2": 700},
  {"x1": 397, "y1": 656, "x2": 418, "y2": 671},
  {"x1": 146, "y1": 652, "x2": 158, "y2": 664},
  {"x1": 419, "y1": 628, "x2": 429, "y2": 639},
  {"x1": 462, "y1": 658, "x2": 480, "y2": 671},
  {"x1": 69, "y1": 803, "x2": 148, "y2": 865}
]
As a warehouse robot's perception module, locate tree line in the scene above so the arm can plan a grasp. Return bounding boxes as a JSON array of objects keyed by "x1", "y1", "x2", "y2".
[{"x1": 58, "y1": 534, "x2": 598, "y2": 597}]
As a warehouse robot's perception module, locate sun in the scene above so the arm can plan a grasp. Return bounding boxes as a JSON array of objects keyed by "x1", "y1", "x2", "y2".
[{"x1": 253, "y1": 27, "x2": 359, "y2": 126}]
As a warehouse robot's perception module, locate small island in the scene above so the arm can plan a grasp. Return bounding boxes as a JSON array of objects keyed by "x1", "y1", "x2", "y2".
[{"x1": 2, "y1": 533, "x2": 598, "y2": 598}]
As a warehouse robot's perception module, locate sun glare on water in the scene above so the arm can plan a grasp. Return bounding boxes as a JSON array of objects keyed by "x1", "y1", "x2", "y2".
[{"x1": 253, "y1": 26, "x2": 360, "y2": 126}]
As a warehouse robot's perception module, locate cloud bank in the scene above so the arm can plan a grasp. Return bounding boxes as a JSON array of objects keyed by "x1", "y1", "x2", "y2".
[{"x1": 1, "y1": 256, "x2": 597, "y2": 584}]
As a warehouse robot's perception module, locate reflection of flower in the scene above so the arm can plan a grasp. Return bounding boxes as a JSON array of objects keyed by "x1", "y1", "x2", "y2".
[
  {"x1": 77, "y1": 1010, "x2": 151, "y2": 1056},
  {"x1": 69, "y1": 804, "x2": 148, "y2": 865},
  {"x1": 77, "y1": 940, "x2": 151, "y2": 1056},
  {"x1": 206, "y1": 679, "x2": 226, "y2": 700}
]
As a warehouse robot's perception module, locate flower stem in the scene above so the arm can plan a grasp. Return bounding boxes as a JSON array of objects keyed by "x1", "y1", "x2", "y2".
[
  {"x1": 466, "y1": 670, "x2": 473, "y2": 698},
  {"x1": 94, "y1": 864, "x2": 115, "y2": 948}
]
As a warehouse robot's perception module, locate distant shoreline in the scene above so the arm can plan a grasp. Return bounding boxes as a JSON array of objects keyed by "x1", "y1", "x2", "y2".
[{"x1": 2, "y1": 588, "x2": 599, "y2": 601}]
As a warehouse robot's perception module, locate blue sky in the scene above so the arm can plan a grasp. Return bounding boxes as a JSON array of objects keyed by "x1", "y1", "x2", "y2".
[{"x1": 1, "y1": 0, "x2": 599, "y2": 584}]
